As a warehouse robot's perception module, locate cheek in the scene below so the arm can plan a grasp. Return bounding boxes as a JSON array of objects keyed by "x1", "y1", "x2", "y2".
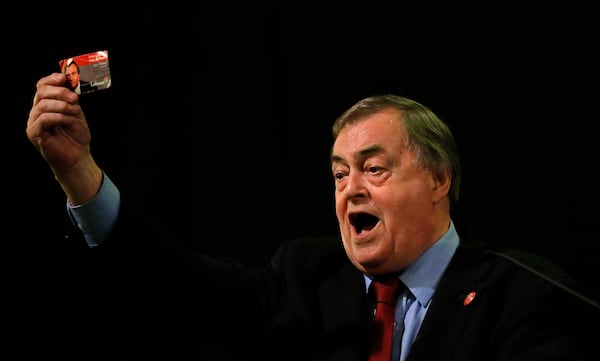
[
  {"x1": 390, "y1": 191, "x2": 432, "y2": 226},
  {"x1": 334, "y1": 192, "x2": 345, "y2": 216},
  {"x1": 377, "y1": 184, "x2": 426, "y2": 216}
]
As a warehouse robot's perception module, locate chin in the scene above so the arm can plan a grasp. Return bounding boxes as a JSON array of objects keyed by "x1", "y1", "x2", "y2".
[{"x1": 353, "y1": 253, "x2": 383, "y2": 273}]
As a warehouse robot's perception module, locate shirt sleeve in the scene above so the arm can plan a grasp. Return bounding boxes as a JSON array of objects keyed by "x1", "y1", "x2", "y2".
[{"x1": 67, "y1": 171, "x2": 121, "y2": 248}]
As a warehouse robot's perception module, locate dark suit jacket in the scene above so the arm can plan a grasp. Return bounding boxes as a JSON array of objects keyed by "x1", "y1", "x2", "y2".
[{"x1": 80, "y1": 199, "x2": 596, "y2": 360}]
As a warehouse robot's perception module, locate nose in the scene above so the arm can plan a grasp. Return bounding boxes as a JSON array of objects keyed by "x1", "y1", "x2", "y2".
[{"x1": 343, "y1": 171, "x2": 368, "y2": 200}]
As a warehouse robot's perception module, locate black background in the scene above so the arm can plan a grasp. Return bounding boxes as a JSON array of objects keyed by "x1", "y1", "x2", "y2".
[{"x1": 6, "y1": 1, "x2": 600, "y2": 356}]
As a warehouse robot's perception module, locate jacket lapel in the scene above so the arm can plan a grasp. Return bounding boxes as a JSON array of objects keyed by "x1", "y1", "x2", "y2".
[{"x1": 407, "y1": 244, "x2": 491, "y2": 361}]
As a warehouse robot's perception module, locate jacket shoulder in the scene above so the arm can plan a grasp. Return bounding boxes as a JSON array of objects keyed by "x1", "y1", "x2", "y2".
[{"x1": 270, "y1": 235, "x2": 351, "y2": 278}]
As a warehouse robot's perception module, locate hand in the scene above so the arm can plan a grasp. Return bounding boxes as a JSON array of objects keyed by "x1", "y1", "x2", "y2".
[{"x1": 26, "y1": 73, "x2": 102, "y2": 205}]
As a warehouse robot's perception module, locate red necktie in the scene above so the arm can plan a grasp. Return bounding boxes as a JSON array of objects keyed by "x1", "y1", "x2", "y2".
[{"x1": 368, "y1": 276, "x2": 403, "y2": 361}]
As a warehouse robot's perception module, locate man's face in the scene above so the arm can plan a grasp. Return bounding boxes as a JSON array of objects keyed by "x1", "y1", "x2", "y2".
[
  {"x1": 331, "y1": 109, "x2": 449, "y2": 276},
  {"x1": 65, "y1": 63, "x2": 80, "y2": 89}
]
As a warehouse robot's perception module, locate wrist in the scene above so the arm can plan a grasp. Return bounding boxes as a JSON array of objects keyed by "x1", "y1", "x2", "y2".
[{"x1": 54, "y1": 156, "x2": 103, "y2": 206}]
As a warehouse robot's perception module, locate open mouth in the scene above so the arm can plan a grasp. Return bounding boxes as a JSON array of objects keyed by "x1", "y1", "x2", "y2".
[{"x1": 349, "y1": 213, "x2": 379, "y2": 234}]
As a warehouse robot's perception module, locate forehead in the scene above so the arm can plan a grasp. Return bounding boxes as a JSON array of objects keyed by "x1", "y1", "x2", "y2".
[{"x1": 333, "y1": 109, "x2": 405, "y2": 154}]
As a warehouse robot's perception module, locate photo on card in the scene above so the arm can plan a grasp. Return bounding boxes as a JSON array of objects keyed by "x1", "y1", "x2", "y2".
[{"x1": 59, "y1": 50, "x2": 111, "y2": 95}]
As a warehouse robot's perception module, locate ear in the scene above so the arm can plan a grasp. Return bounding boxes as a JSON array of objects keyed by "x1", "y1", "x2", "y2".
[{"x1": 431, "y1": 167, "x2": 451, "y2": 204}]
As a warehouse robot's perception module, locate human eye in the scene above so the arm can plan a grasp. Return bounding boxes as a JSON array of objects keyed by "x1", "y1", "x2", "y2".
[
  {"x1": 333, "y1": 170, "x2": 346, "y2": 181},
  {"x1": 366, "y1": 164, "x2": 382, "y2": 175},
  {"x1": 363, "y1": 160, "x2": 390, "y2": 185},
  {"x1": 332, "y1": 164, "x2": 348, "y2": 182}
]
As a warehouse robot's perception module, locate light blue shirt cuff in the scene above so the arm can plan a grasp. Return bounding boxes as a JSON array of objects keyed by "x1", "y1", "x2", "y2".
[{"x1": 67, "y1": 171, "x2": 120, "y2": 248}]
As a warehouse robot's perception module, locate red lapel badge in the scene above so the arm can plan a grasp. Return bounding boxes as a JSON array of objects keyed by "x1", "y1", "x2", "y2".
[{"x1": 463, "y1": 291, "x2": 476, "y2": 306}]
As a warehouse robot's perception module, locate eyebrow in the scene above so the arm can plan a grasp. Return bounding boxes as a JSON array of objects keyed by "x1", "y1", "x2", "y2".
[{"x1": 331, "y1": 144, "x2": 385, "y2": 164}]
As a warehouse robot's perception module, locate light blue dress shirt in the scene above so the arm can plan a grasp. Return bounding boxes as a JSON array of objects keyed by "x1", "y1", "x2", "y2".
[{"x1": 67, "y1": 171, "x2": 120, "y2": 247}]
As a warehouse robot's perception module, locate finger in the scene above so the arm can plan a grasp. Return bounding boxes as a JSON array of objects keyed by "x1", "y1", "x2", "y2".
[
  {"x1": 27, "y1": 98, "x2": 81, "y2": 129},
  {"x1": 26, "y1": 108, "x2": 81, "y2": 140},
  {"x1": 32, "y1": 73, "x2": 78, "y2": 106}
]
